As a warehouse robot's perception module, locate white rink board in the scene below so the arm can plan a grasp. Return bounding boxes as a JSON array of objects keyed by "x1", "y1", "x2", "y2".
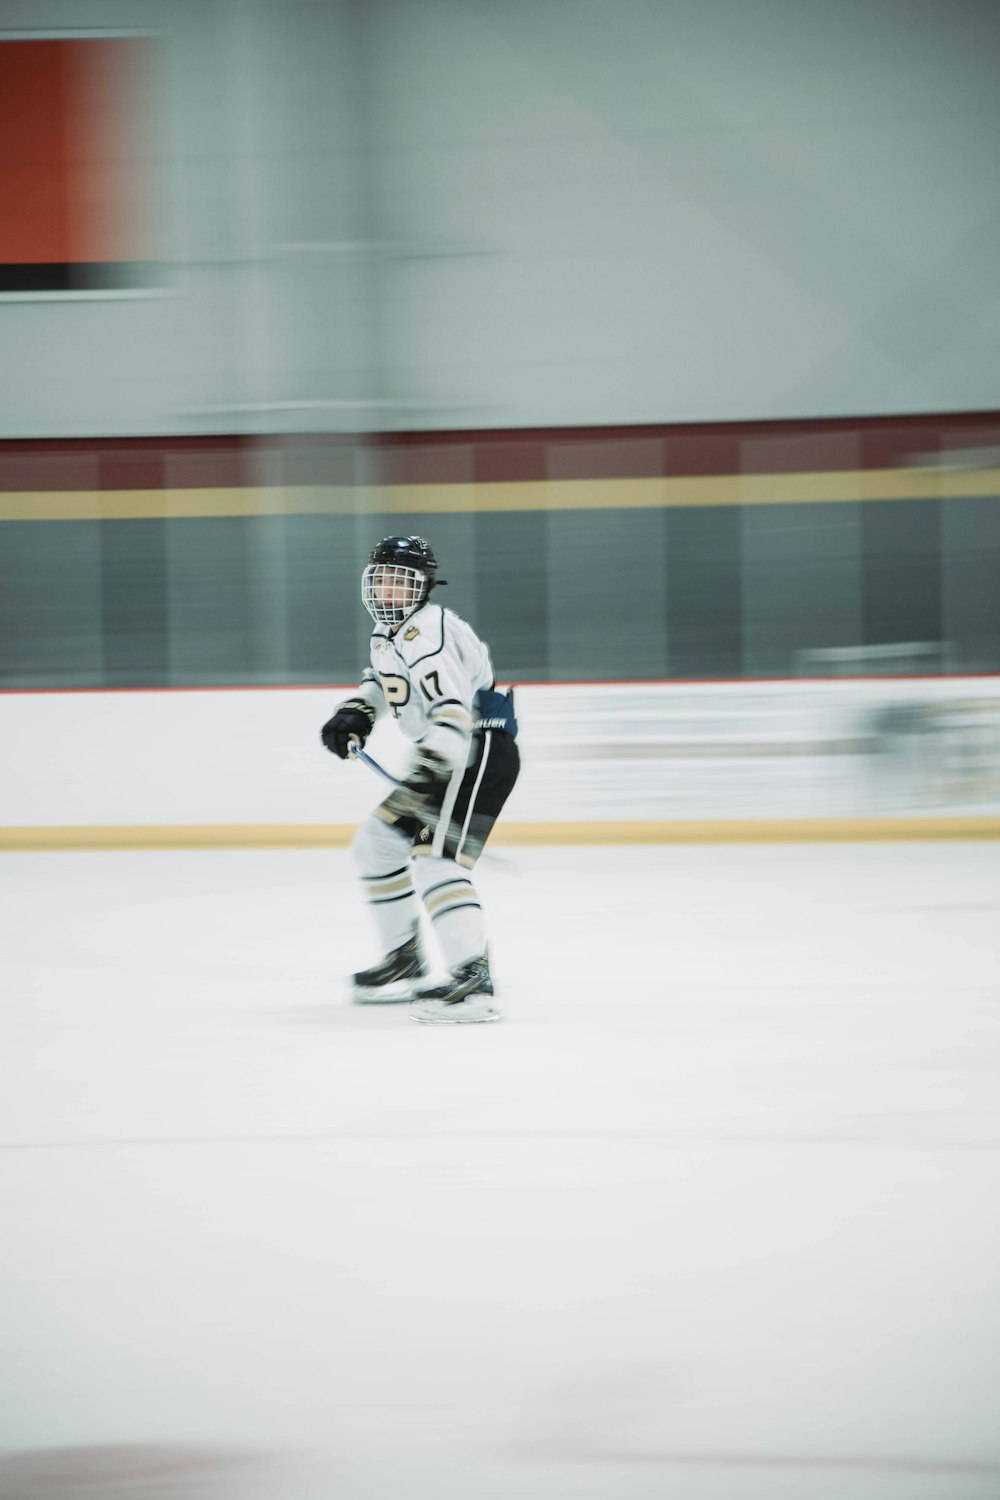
[{"x1": 2, "y1": 678, "x2": 1000, "y2": 830}]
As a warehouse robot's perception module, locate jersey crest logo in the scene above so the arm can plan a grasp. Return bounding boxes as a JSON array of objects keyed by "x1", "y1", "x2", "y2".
[{"x1": 403, "y1": 625, "x2": 420, "y2": 641}]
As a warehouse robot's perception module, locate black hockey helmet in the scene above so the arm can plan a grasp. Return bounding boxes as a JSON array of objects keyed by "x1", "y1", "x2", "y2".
[
  {"x1": 368, "y1": 535, "x2": 440, "y2": 578},
  {"x1": 362, "y1": 535, "x2": 446, "y2": 626}
]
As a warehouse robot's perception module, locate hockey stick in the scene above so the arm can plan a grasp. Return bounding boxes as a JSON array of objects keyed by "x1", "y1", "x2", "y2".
[{"x1": 347, "y1": 741, "x2": 407, "y2": 787}]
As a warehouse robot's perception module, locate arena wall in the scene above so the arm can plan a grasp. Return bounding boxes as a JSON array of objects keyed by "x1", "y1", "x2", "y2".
[
  {"x1": 3, "y1": 415, "x2": 1000, "y2": 691},
  {"x1": 3, "y1": 0, "x2": 999, "y2": 438}
]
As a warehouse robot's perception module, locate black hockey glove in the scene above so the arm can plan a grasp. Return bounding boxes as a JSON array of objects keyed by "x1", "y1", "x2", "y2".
[
  {"x1": 321, "y1": 698, "x2": 377, "y2": 759},
  {"x1": 383, "y1": 746, "x2": 451, "y2": 820}
]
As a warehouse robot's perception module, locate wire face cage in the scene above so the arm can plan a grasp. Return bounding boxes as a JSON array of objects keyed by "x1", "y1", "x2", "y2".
[{"x1": 362, "y1": 563, "x2": 429, "y2": 625}]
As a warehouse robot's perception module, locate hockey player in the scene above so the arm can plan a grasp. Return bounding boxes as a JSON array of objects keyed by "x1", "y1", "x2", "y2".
[{"x1": 320, "y1": 536, "x2": 520, "y2": 1024}]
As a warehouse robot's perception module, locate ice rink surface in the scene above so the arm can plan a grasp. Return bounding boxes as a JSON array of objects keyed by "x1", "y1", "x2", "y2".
[{"x1": 1, "y1": 842, "x2": 999, "y2": 1500}]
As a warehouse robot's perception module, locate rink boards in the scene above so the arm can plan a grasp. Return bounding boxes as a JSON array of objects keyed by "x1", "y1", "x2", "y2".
[{"x1": 2, "y1": 678, "x2": 1000, "y2": 848}]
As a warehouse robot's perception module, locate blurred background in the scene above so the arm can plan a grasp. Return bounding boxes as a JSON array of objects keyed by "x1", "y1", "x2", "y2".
[{"x1": 1, "y1": 0, "x2": 999, "y2": 694}]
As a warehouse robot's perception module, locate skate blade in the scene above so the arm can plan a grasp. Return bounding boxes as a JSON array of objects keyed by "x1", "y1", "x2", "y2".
[
  {"x1": 352, "y1": 980, "x2": 419, "y2": 1005},
  {"x1": 408, "y1": 996, "x2": 501, "y2": 1025}
]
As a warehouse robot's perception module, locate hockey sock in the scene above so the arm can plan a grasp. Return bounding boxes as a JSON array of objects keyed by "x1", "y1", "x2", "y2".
[
  {"x1": 413, "y1": 855, "x2": 487, "y2": 967},
  {"x1": 351, "y1": 816, "x2": 419, "y2": 952}
]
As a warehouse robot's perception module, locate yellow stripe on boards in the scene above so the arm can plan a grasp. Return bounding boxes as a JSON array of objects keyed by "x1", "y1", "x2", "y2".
[
  {"x1": 489, "y1": 819, "x2": 1000, "y2": 845},
  {"x1": 2, "y1": 467, "x2": 999, "y2": 521},
  {"x1": 2, "y1": 818, "x2": 999, "y2": 851},
  {"x1": 0, "y1": 824, "x2": 358, "y2": 850}
]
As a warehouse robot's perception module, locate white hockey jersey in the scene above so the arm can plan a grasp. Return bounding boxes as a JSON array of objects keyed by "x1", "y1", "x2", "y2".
[{"x1": 358, "y1": 603, "x2": 496, "y2": 772}]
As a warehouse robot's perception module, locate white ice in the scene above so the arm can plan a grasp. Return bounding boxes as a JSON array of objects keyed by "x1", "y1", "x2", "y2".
[{"x1": 1, "y1": 843, "x2": 999, "y2": 1500}]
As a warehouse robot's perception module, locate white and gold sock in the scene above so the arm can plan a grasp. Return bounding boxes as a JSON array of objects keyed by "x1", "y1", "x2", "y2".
[{"x1": 413, "y1": 855, "x2": 486, "y2": 969}]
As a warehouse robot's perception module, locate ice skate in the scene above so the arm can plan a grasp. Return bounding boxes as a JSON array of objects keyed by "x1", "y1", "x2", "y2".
[
  {"x1": 408, "y1": 956, "x2": 500, "y2": 1025},
  {"x1": 352, "y1": 934, "x2": 426, "y2": 1003}
]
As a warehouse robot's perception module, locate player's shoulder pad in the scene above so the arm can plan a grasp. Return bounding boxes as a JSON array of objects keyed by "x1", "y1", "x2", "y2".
[{"x1": 391, "y1": 602, "x2": 446, "y2": 667}]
